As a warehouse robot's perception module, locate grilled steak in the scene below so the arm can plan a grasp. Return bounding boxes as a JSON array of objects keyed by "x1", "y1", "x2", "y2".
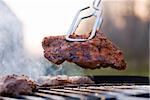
[
  {"x1": 37, "y1": 75, "x2": 70, "y2": 86},
  {"x1": 68, "y1": 76, "x2": 94, "y2": 84},
  {"x1": 42, "y1": 30, "x2": 126, "y2": 70},
  {"x1": 0, "y1": 75, "x2": 36, "y2": 96},
  {"x1": 37, "y1": 75, "x2": 94, "y2": 86}
]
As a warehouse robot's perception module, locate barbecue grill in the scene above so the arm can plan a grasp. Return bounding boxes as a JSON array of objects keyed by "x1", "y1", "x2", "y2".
[{"x1": 0, "y1": 76, "x2": 149, "y2": 100}]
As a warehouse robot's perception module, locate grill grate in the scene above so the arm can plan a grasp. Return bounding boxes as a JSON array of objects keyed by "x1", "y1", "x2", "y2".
[
  {"x1": 0, "y1": 76, "x2": 149, "y2": 100},
  {"x1": 0, "y1": 84, "x2": 149, "y2": 100}
]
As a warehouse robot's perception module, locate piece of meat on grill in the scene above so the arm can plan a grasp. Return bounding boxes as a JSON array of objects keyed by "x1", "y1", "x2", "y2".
[
  {"x1": 0, "y1": 75, "x2": 36, "y2": 96},
  {"x1": 42, "y1": 30, "x2": 126, "y2": 70},
  {"x1": 68, "y1": 76, "x2": 94, "y2": 84},
  {"x1": 37, "y1": 75, "x2": 70, "y2": 86},
  {"x1": 37, "y1": 75, "x2": 94, "y2": 86}
]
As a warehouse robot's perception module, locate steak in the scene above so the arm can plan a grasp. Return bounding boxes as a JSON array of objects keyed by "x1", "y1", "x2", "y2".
[
  {"x1": 37, "y1": 75, "x2": 70, "y2": 86},
  {"x1": 68, "y1": 76, "x2": 94, "y2": 84},
  {"x1": 37, "y1": 75, "x2": 94, "y2": 86},
  {"x1": 42, "y1": 30, "x2": 126, "y2": 70},
  {"x1": 0, "y1": 75, "x2": 36, "y2": 96}
]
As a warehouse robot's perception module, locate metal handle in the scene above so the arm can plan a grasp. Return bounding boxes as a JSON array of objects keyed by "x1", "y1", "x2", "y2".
[{"x1": 65, "y1": 0, "x2": 103, "y2": 42}]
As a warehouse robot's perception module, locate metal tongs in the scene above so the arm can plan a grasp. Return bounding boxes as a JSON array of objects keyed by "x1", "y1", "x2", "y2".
[{"x1": 65, "y1": 0, "x2": 103, "y2": 42}]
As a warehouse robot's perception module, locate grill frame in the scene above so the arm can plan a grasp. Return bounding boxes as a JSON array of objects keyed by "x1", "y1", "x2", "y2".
[
  {"x1": 90, "y1": 75, "x2": 149, "y2": 85},
  {"x1": 0, "y1": 76, "x2": 149, "y2": 100}
]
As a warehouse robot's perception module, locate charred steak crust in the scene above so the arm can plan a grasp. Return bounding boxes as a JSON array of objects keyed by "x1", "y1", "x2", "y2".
[
  {"x1": 0, "y1": 75, "x2": 36, "y2": 96},
  {"x1": 42, "y1": 31, "x2": 126, "y2": 70}
]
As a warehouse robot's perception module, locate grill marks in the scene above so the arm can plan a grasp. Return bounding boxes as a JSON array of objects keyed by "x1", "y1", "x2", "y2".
[{"x1": 42, "y1": 30, "x2": 126, "y2": 70}]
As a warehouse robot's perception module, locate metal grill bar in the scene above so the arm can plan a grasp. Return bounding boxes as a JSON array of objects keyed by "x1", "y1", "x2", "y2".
[
  {"x1": 38, "y1": 89, "x2": 86, "y2": 99},
  {"x1": 22, "y1": 95, "x2": 47, "y2": 100},
  {"x1": 32, "y1": 92, "x2": 66, "y2": 100},
  {"x1": 0, "y1": 96, "x2": 19, "y2": 100},
  {"x1": 49, "y1": 88, "x2": 111, "y2": 100},
  {"x1": 0, "y1": 84, "x2": 149, "y2": 100}
]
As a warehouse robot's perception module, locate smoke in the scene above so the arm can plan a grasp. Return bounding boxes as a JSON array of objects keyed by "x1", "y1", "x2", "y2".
[
  {"x1": 0, "y1": 1, "x2": 46, "y2": 79},
  {"x1": 0, "y1": 0, "x2": 85, "y2": 79}
]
